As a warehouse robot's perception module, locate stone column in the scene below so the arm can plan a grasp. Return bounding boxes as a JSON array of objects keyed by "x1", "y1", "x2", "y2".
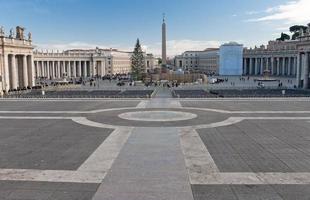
[
  {"x1": 57, "y1": 61, "x2": 61, "y2": 78},
  {"x1": 288, "y1": 57, "x2": 292, "y2": 76},
  {"x1": 68, "y1": 61, "x2": 71, "y2": 77},
  {"x1": 296, "y1": 53, "x2": 301, "y2": 87},
  {"x1": 50, "y1": 61, "x2": 54, "y2": 79},
  {"x1": 11, "y1": 54, "x2": 18, "y2": 90},
  {"x1": 83, "y1": 61, "x2": 87, "y2": 78},
  {"x1": 276, "y1": 58, "x2": 280, "y2": 76},
  {"x1": 76, "y1": 61, "x2": 81, "y2": 77},
  {"x1": 249, "y1": 58, "x2": 253, "y2": 75},
  {"x1": 73, "y1": 61, "x2": 76, "y2": 78},
  {"x1": 271, "y1": 57, "x2": 274, "y2": 75},
  {"x1": 294, "y1": 56, "x2": 297, "y2": 76},
  {"x1": 3, "y1": 54, "x2": 10, "y2": 92},
  {"x1": 304, "y1": 52, "x2": 309, "y2": 89},
  {"x1": 92, "y1": 61, "x2": 96, "y2": 77},
  {"x1": 28, "y1": 56, "x2": 35, "y2": 87},
  {"x1": 260, "y1": 58, "x2": 264, "y2": 75},
  {"x1": 22, "y1": 55, "x2": 28, "y2": 88},
  {"x1": 282, "y1": 57, "x2": 286, "y2": 76},
  {"x1": 41, "y1": 61, "x2": 45, "y2": 77},
  {"x1": 254, "y1": 58, "x2": 258, "y2": 75},
  {"x1": 100, "y1": 60, "x2": 106, "y2": 76},
  {"x1": 36, "y1": 61, "x2": 39, "y2": 77},
  {"x1": 38, "y1": 61, "x2": 42, "y2": 77},
  {"x1": 46, "y1": 61, "x2": 49, "y2": 79}
]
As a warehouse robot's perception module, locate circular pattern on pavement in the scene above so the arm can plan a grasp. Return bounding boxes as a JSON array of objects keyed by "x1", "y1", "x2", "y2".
[
  {"x1": 118, "y1": 111, "x2": 197, "y2": 122},
  {"x1": 85, "y1": 108, "x2": 230, "y2": 128}
]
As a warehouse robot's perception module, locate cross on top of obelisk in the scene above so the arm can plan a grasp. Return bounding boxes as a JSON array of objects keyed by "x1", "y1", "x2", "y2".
[{"x1": 163, "y1": 13, "x2": 165, "y2": 23}]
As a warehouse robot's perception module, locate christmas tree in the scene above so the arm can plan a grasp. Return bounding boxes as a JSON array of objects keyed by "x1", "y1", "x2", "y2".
[{"x1": 131, "y1": 39, "x2": 145, "y2": 81}]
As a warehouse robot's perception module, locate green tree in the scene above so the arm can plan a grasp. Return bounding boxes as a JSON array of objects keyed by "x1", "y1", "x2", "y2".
[
  {"x1": 131, "y1": 39, "x2": 145, "y2": 81},
  {"x1": 276, "y1": 33, "x2": 290, "y2": 41},
  {"x1": 289, "y1": 25, "x2": 308, "y2": 40}
]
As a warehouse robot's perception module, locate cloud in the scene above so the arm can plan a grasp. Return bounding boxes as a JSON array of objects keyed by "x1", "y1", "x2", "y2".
[
  {"x1": 248, "y1": 0, "x2": 310, "y2": 24},
  {"x1": 36, "y1": 39, "x2": 223, "y2": 57}
]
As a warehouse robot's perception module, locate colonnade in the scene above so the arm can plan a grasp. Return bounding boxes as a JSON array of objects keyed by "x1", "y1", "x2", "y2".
[
  {"x1": 3, "y1": 54, "x2": 35, "y2": 91},
  {"x1": 34, "y1": 60, "x2": 106, "y2": 79},
  {"x1": 243, "y1": 56, "x2": 297, "y2": 76},
  {"x1": 296, "y1": 52, "x2": 310, "y2": 89}
]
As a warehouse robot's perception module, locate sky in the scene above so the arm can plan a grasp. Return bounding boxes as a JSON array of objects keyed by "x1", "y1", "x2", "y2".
[{"x1": 1, "y1": 0, "x2": 310, "y2": 56}]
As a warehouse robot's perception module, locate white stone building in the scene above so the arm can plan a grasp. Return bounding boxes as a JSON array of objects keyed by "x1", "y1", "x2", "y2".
[
  {"x1": 243, "y1": 26, "x2": 310, "y2": 89},
  {"x1": 0, "y1": 26, "x2": 35, "y2": 93},
  {"x1": 33, "y1": 48, "x2": 158, "y2": 79},
  {"x1": 174, "y1": 48, "x2": 219, "y2": 75},
  {"x1": 243, "y1": 41, "x2": 298, "y2": 77}
]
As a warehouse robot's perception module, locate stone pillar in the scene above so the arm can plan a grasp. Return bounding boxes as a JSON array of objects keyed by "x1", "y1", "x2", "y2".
[
  {"x1": 68, "y1": 61, "x2": 72, "y2": 77},
  {"x1": 254, "y1": 58, "x2": 258, "y2": 75},
  {"x1": 271, "y1": 57, "x2": 274, "y2": 75},
  {"x1": 11, "y1": 54, "x2": 18, "y2": 90},
  {"x1": 276, "y1": 58, "x2": 280, "y2": 76},
  {"x1": 288, "y1": 57, "x2": 292, "y2": 76},
  {"x1": 282, "y1": 57, "x2": 286, "y2": 76},
  {"x1": 46, "y1": 61, "x2": 50, "y2": 79},
  {"x1": 22, "y1": 55, "x2": 28, "y2": 88},
  {"x1": 294, "y1": 56, "x2": 297, "y2": 76},
  {"x1": 3, "y1": 54, "x2": 10, "y2": 92},
  {"x1": 260, "y1": 58, "x2": 264, "y2": 75},
  {"x1": 36, "y1": 61, "x2": 39, "y2": 77},
  {"x1": 27, "y1": 56, "x2": 35, "y2": 87},
  {"x1": 296, "y1": 53, "x2": 301, "y2": 87},
  {"x1": 83, "y1": 61, "x2": 87, "y2": 78},
  {"x1": 39, "y1": 61, "x2": 42, "y2": 77},
  {"x1": 57, "y1": 61, "x2": 61, "y2": 78},
  {"x1": 249, "y1": 58, "x2": 253, "y2": 75},
  {"x1": 304, "y1": 52, "x2": 309, "y2": 89},
  {"x1": 76, "y1": 61, "x2": 80, "y2": 77},
  {"x1": 92, "y1": 61, "x2": 96, "y2": 77},
  {"x1": 100, "y1": 60, "x2": 106, "y2": 76},
  {"x1": 73, "y1": 61, "x2": 76, "y2": 78},
  {"x1": 41, "y1": 61, "x2": 45, "y2": 77}
]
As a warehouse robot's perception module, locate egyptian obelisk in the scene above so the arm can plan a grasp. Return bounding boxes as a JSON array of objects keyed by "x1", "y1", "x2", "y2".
[{"x1": 162, "y1": 14, "x2": 167, "y2": 67}]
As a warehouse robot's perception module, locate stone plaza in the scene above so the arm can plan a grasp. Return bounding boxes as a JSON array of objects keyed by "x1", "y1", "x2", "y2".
[{"x1": 0, "y1": 91, "x2": 310, "y2": 199}]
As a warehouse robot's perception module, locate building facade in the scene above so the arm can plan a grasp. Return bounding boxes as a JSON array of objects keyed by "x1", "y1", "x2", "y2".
[
  {"x1": 33, "y1": 48, "x2": 158, "y2": 79},
  {"x1": 0, "y1": 26, "x2": 35, "y2": 93},
  {"x1": 174, "y1": 48, "x2": 219, "y2": 75},
  {"x1": 243, "y1": 41, "x2": 298, "y2": 77},
  {"x1": 1, "y1": 26, "x2": 159, "y2": 93}
]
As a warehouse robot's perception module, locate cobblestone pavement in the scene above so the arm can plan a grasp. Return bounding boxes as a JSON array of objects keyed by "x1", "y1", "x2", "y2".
[{"x1": 0, "y1": 97, "x2": 310, "y2": 199}]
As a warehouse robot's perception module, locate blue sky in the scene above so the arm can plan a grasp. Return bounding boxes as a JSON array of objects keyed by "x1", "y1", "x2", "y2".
[{"x1": 1, "y1": 0, "x2": 309, "y2": 56}]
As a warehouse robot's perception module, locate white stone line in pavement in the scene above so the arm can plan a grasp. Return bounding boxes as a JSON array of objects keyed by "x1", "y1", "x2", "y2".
[
  {"x1": 183, "y1": 107, "x2": 231, "y2": 113},
  {"x1": 194, "y1": 117, "x2": 310, "y2": 129},
  {"x1": 136, "y1": 100, "x2": 149, "y2": 108},
  {"x1": 0, "y1": 169, "x2": 105, "y2": 183},
  {"x1": 118, "y1": 111, "x2": 197, "y2": 122},
  {"x1": 193, "y1": 117, "x2": 244, "y2": 129},
  {"x1": 0, "y1": 107, "x2": 138, "y2": 114},
  {"x1": 179, "y1": 127, "x2": 219, "y2": 181},
  {"x1": 191, "y1": 172, "x2": 310, "y2": 185},
  {"x1": 230, "y1": 111, "x2": 310, "y2": 114},
  {"x1": 0, "y1": 116, "x2": 76, "y2": 119},
  {"x1": 71, "y1": 117, "x2": 122, "y2": 129},
  {"x1": 0, "y1": 119, "x2": 132, "y2": 183},
  {"x1": 185, "y1": 107, "x2": 310, "y2": 114},
  {"x1": 78, "y1": 127, "x2": 133, "y2": 173}
]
